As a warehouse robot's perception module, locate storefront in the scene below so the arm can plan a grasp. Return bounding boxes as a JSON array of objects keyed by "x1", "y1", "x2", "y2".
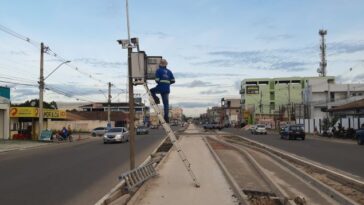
[
  {"x1": 0, "y1": 96, "x2": 10, "y2": 140},
  {"x1": 10, "y1": 107, "x2": 66, "y2": 140}
]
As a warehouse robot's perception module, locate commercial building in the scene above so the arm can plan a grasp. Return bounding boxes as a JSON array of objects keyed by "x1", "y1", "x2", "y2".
[
  {"x1": 79, "y1": 102, "x2": 149, "y2": 126},
  {"x1": 221, "y1": 98, "x2": 241, "y2": 127},
  {"x1": 201, "y1": 106, "x2": 223, "y2": 124},
  {"x1": 240, "y1": 77, "x2": 333, "y2": 122},
  {"x1": 240, "y1": 76, "x2": 364, "y2": 132},
  {"x1": 10, "y1": 107, "x2": 67, "y2": 140},
  {"x1": 0, "y1": 86, "x2": 10, "y2": 140}
]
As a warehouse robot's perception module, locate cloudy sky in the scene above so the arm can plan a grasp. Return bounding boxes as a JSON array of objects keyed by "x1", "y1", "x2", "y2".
[{"x1": 1, "y1": 0, "x2": 364, "y2": 116}]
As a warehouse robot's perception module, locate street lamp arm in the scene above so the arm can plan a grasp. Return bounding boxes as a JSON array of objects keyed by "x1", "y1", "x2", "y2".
[{"x1": 44, "y1": 60, "x2": 71, "y2": 80}]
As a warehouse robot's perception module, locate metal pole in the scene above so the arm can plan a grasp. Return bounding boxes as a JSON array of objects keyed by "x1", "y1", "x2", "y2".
[
  {"x1": 128, "y1": 46, "x2": 136, "y2": 169},
  {"x1": 38, "y1": 42, "x2": 45, "y2": 140},
  {"x1": 108, "y1": 82, "x2": 111, "y2": 124},
  {"x1": 125, "y1": 0, "x2": 136, "y2": 170}
]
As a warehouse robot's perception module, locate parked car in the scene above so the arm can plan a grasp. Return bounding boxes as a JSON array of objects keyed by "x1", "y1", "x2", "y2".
[
  {"x1": 253, "y1": 124, "x2": 267, "y2": 135},
  {"x1": 356, "y1": 128, "x2": 364, "y2": 145},
  {"x1": 91, "y1": 127, "x2": 108, "y2": 137},
  {"x1": 103, "y1": 127, "x2": 129, "y2": 143},
  {"x1": 280, "y1": 125, "x2": 305, "y2": 140},
  {"x1": 136, "y1": 126, "x2": 149, "y2": 135}
]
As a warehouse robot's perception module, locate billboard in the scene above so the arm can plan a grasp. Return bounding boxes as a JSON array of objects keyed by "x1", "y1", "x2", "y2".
[
  {"x1": 10, "y1": 107, "x2": 66, "y2": 119},
  {"x1": 246, "y1": 85, "x2": 259, "y2": 94}
]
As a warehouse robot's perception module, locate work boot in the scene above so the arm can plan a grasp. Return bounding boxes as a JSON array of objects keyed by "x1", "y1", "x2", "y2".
[{"x1": 154, "y1": 97, "x2": 160, "y2": 104}]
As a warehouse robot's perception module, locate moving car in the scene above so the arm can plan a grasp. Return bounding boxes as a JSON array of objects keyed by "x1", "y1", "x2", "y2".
[
  {"x1": 356, "y1": 128, "x2": 364, "y2": 145},
  {"x1": 136, "y1": 126, "x2": 149, "y2": 135},
  {"x1": 103, "y1": 127, "x2": 129, "y2": 143},
  {"x1": 252, "y1": 124, "x2": 267, "y2": 135},
  {"x1": 91, "y1": 127, "x2": 108, "y2": 137},
  {"x1": 280, "y1": 125, "x2": 305, "y2": 140}
]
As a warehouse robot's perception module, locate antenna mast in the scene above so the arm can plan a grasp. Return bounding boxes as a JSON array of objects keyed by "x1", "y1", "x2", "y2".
[{"x1": 317, "y1": 29, "x2": 327, "y2": 77}]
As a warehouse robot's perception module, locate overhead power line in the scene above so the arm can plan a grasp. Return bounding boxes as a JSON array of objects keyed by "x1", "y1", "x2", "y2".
[
  {"x1": 0, "y1": 24, "x2": 40, "y2": 47},
  {"x1": 0, "y1": 23, "x2": 127, "y2": 97}
]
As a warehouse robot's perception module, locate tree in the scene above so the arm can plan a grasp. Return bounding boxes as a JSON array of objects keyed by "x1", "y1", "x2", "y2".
[{"x1": 11, "y1": 99, "x2": 58, "y2": 109}]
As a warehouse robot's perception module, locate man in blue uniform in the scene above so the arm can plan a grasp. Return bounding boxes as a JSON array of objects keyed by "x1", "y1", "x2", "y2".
[{"x1": 150, "y1": 59, "x2": 175, "y2": 123}]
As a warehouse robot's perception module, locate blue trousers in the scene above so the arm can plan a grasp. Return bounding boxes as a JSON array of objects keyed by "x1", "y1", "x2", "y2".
[{"x1": 150, "y1": 87, "x2": 169, "y2": 123}]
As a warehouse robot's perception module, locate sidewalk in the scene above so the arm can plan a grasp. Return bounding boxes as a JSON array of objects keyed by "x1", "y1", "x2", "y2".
[
  {"x1": 0, "y1": 133, "x2": 91, "y2": 153},
  {"x1": 128, "y1": 124, "x2": 238, "y2": 205}
]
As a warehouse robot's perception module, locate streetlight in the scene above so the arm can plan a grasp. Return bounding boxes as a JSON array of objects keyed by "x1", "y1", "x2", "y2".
[
  {"x1": 38, "y1": 59, "x2": 71, "y2": 140},
  {"x1": 44, "y1": 60, "x2": 71, "y2": 80}
]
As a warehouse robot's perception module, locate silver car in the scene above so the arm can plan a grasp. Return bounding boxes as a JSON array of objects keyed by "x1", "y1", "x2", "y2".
[
  {"x1": 91, "y1": 127, "x2": 108, "y2": 137},
  {"x1": 136, "y1": 126, "x2": 149, "y2": 135},
  {"x1": 103, "y1": 127, "x2": 129, "y2": 143},
  {"x1": 254, "y1": 124, "x2": 267, "y2": 135}
]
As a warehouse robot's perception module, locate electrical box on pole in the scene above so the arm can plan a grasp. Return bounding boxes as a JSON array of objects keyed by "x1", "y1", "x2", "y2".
[
  {"x1": 131, "y1": 51, "x2": 146, "y2": 85},
  {"x1": 131, "y1": 52, "x2": 162, "y2": 84},
  {"x1": 146, "y1": 56, "x2": 162, "y2": 80}
]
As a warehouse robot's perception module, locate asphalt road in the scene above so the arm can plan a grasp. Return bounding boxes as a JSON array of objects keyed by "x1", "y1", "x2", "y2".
[
  {"x1": 0, "y1": 128, "x2": 170, "y2": 205},
  {"x1": 223, "y1": 128, "x2": 364, "y2": 179}
]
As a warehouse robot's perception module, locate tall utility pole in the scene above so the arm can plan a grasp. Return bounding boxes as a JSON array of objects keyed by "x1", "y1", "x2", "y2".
[
  {"x1": 126, "y1": 0, "x2": 136, "y2": 170},
  {"x1": 259, "y1": 90, "x2": 263, "y2": 121},
  {"x1": 318, "y1": 29, "x2": 328, "y2": 77},
  {"x1": 288, "y1": 82, "x2": 291, "y2": 122},
  {"x1": 38, "y1": 42, "x2": 45, "y2": 140},
  {"x1": 108, "y1": 82, "x2": 112, "y2": 124}
]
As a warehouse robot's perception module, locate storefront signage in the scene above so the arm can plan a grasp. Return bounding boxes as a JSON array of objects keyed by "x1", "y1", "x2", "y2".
[
  {"x1": 246, "y1": 85, "x2": 259, "y2": 94},
  {"x1": 10, "y1": 107, "x2": 66, "y2": 119}
]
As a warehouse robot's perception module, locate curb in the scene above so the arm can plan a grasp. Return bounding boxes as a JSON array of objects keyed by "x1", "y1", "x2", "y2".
[
  {"x1": 203, "y1": 137, "x2": 248, "y2": 205},
  {"x1": 232, "y1": 134, "x2": 362, "y2": 205}
]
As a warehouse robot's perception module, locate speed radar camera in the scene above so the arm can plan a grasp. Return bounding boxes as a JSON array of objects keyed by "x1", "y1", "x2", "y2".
[{"x1": 131, "y1": 51, "x2": 162, "y2": 85}]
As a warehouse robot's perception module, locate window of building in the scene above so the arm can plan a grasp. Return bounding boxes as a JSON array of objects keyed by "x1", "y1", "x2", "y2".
[
  {"x1": 270, "y1": 92, "x2": 275, "y2": 100},
  {"x1": 330, "y1": 92, "x2": 335, "y2": 102}
]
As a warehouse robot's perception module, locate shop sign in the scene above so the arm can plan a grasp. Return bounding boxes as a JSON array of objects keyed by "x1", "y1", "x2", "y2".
[
  {"x1": 246, "y1": 85, "x2": 259, "y2": 94},
  {"x1": 10, "y1": 107, "x2": 37, "y2": 117},
  {"x1": 10, "y1": 107, "x2": 66, "y2": 119}
]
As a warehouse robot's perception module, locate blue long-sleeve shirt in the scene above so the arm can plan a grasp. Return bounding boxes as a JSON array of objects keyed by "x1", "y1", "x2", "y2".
[{"x1": 155, "y1": 66, "x2": 175, "y2": 93}]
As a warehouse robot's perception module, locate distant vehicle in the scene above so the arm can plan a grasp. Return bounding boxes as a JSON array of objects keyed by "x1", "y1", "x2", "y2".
[
  {"x1": 136, "y1": 126, "x2": 149, "y2": 135},
  {"x1": 203, "y1": 123, "x2": 223, "y2": 130},
  {"x1": 280, "y1": 125, "x2": 305, "y2": 140},
  {"x1": 356, "y1": 128, "x2": 364, "y2": 145},
  {"x1": 253, "y1": 124, "x2": 267, "y2": 135},
  {"x1": 91, "y1": 127, "x2": 108, "y2": 137},
  {"x1": 103, "y1": 127, "x2": 129, "y2": 144},
  {"x1": 150, "y1": 125, "x2": 159, "y2": 129}
]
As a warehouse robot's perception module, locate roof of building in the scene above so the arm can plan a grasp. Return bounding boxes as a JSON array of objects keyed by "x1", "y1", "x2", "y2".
[
  {"x1": 241, "y1": 76, "x2": 335, "y2": 83},
  {"x1": 79, "y1": 102, "x2": 145, "y2": 108},
  {"x1": 66, "y1": 111, "x2": 131, "y2": 121},
  {"x1": 329, "y1": 98, "x2": 364, "y2": 112}
]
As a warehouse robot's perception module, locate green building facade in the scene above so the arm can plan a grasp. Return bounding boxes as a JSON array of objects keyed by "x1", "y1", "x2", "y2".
[{"x1": 240, "y1": 76, "x2": 334, "y2": 115}]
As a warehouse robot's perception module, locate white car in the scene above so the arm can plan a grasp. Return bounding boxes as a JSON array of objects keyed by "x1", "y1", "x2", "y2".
[
  {"x1": 91, "y1": 127, "x2": 108, "y2": 137},
  {"x1": 253, "y1": 124, "x2": 267, "y2": 135},
  {"x1": 103, "y1": 127, "x2": 129, "y2": 143}
]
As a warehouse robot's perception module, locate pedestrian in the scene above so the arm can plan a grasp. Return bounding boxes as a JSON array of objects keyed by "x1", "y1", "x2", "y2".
[
  {"x1": 150, "y1": 59, "x2": 175, "y2": 123},
  {"x1": 61, "y1": 126, "x2": 68, "y2": 140},
  {"x1": 67, "y1": 125, "x2": 73, "y2": 142}
]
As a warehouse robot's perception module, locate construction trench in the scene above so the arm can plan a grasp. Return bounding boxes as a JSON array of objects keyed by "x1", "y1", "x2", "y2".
[{"x1": 98, "y1": 127, "x2": 364, "y2": 205}]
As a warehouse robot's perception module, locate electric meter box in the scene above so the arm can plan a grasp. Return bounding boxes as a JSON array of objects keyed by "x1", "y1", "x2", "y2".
[
  {"x1": 131, "y1": 51, "x2": 147, "y2": 84},
  {"x1": 146, "y1": 56, "x2": 162, "y2": 80}
]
